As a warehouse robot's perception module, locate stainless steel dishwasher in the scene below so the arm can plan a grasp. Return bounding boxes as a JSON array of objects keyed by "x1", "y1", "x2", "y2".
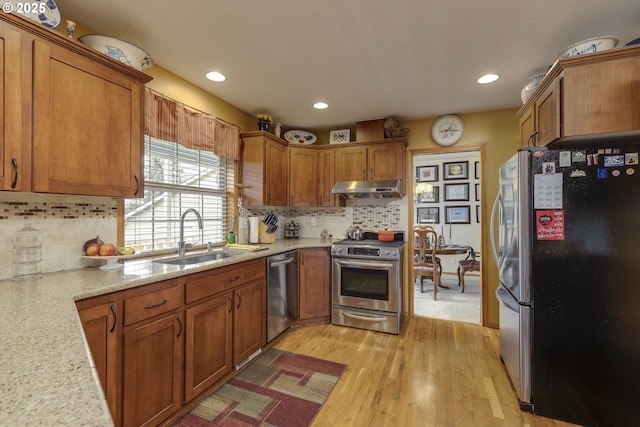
[{"x1": 267, "y1": 251, "x2": 298, "y2": 342}]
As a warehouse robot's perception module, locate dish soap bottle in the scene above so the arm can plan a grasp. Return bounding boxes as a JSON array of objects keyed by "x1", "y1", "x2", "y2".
[{"x1": 13, "y1": 222, "x2": 42, "y2": 281}]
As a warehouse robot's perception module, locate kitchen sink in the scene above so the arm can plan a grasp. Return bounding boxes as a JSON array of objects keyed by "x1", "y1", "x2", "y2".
[{"x1": 154, "y1": 251, "x2": 238, "y2": 266}]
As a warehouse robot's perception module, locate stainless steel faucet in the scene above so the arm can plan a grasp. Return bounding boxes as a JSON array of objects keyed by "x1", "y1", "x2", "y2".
[{"x1": 178, "y1": 208, "x2": 203, "y2": 256}]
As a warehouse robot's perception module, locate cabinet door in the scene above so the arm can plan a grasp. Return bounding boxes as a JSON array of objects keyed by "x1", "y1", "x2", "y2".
[
  {"x1": 299, "y1": 248, "x2": 331, "y2": 320},
  {"x1": 123, "y1": 313, "x2": 183, "y2": 427},
  {"x1": 233, "y1": 280, "x2": 266, "y2": 365},
  {"x1": 289, "y1": 147, "x2": 318, "y2": 206},
  {"x1": 0, "y1": 25, "x2": 23, "y2": 191},
  {"x1": 535, "y1": 77, "x2": 562, "y2": 147},
  {"x1": 78, "y1": 301, "x2": 121, "y2": 425},
  {"x1": 335, "y1": 146, "x2": 367, "y2": 182},
  {"x1": 184, "y1": 294, "x2": 233, "y2": 402},
  {"x1": 519, "y1": 106, "x2": 535, "y2": 148},
  {"x1": 32, "y1": 39, "x2": 144, "y2": 197},
  {"x1": 318, "y1": 148, "x2": 344, "y2": 207},
  {"x1": 265, "y1": 140, "x2": 288, "y2": 206},
  {"x1": 368, "y1": 143, "x2": 405, "y2": 182}
]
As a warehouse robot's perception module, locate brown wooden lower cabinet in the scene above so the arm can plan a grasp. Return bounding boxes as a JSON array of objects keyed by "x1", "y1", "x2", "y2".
[
  {"x1": 122, "y1": 312, "x2": 183, "y2": 427},
  {"x1": 76, "y1": 297, "x2": 122, "y2": 425},
  {"x1": 298, "y1": 248, "x2": 331, "y2": 322},
  {"x1": 232, "y1": 280, "x2": 267, "y2": 365},
  {"x1": 184, "y1": 293, "x2": 233, "y2": 402}
]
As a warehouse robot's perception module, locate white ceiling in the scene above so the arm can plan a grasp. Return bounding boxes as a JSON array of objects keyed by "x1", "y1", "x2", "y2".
[{"x1": 54, "y1": 0, "x2": 640, "y2": 131}]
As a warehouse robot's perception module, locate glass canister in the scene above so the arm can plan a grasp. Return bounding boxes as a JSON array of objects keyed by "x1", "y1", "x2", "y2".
[{"x1": 13, "y1": 222, "x2": 43, "y2": 281}]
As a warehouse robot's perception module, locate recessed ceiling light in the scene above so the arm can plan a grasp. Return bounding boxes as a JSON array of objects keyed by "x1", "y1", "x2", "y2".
[
  {"x1": 477, "y1": 73, "x2": 500, "y2": 84},
  {"x1": 205, "y1": 71, "x2": 226, "y2": 82},
  {"x1": 313, "y1": 102, "x2": 328, "y2": 110}
]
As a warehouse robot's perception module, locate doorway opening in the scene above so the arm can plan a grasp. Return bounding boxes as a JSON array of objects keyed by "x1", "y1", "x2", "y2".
[{"x1": 409, "y1": 149, "x2": 482, "y2": 324}]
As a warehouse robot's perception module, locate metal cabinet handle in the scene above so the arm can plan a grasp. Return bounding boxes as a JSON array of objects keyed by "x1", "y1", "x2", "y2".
[
  {"x1": 300, "y1": 253, "x2": 304, "y2": 265},
  {"x1": 291, "y1": 194, "x2": 294, "y2": 205},
  {"x1": 362, "y1": 169, "x2": 366, "y2": 180},
  {"x1": 236, "y1": 291, "x2": 241, "y2": 309},
  {"x1": 370, "y1": 168, "x2": 374, "y2": 180},
  {"x1": 176, "y1": 314, "x2": 183, "y2": 338},
  {"x1": 227, "y1": 295, "x2": 233, "y2": 313},
  {"x1": 144, "y1": 299, "x2": 167, "y2": 309},
  {"x1": 109, "y1": 304, "x2": 117, "y2": 333},
  {"x1": 267, "y1": 192, "x2": 271, "y2": 203},
  {"x1": 134, "y1": 175, "x2": 140, "y2": 196},
  {"x1": 225, "y1": 276, "x2": 239, "y2": 283},
  {"x1": 528, "y1": 130, "x2": 538, "y2": 147},
  {"x1": 11, "y1": 158, "x2": 18, "y2": 189}
]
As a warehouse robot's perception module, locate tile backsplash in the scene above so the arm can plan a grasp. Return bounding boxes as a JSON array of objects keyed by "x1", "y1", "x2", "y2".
[
  {"x1": 243, "y1": 198, "x2": 408, "y2": 241},
  {"x1": 0, "y1": 193, "x2": 117, "y2": 280},
  {"x1": 0, "y1": 192, "x2": 409, "y2": 280}
]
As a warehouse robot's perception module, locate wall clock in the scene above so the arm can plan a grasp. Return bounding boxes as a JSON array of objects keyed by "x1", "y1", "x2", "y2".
[{"x1": 431, "y1": 115, "x2": 464, "y2": 146}]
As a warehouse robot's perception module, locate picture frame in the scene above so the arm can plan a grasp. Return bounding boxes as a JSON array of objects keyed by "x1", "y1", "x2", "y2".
[
  {"x1": 417, "y1": 185, "x2": 439, "y2": 203},
  {"x1": 445, "y1": 205, "x2": 471, "y2": 224},
  {"x1": 475, "y1": 183, "x2": 480, "y2": 201},
  {"x1": 329, "y1": 129, "x2": 351, "y2": 144},
  {"x1": 475, "y1": 161, "x2": 480, "y2": 179},
  {"x1": 444, "y1": 183, "x2": 469, "y2": 201},
  {"x1": 416, "y1": 165, "x2": 438, "y2": 182},
  {"x1": 417, "y1": 207, "x2": 440, "y2": 224},
  {"x1": 443, "y1": 161, "x2": 469, "y2": 180}
]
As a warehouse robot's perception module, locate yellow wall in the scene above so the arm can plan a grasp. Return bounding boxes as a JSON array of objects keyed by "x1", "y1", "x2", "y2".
[{"x1": 402, "y1": 108, "x2": 521, "y2": 327}]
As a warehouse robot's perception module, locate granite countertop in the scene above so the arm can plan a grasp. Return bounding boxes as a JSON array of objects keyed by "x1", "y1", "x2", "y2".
[{"x1": 0, "y1": 238, "x2": 331, "y2": 426}]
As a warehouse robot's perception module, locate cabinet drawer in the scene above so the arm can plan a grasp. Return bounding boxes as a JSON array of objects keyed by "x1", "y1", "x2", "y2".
[
  {"x1": 185, "y1": 258, "x2": 266, "y2": 304},
  {"x1": 124, "y1": 281, "x2": 182, "y2": 326}
]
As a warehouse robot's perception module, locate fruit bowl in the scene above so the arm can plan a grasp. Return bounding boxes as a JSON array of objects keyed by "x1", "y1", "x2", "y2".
[{"x1": 81, "y1": 254, "x2": 136, "y2": 270}]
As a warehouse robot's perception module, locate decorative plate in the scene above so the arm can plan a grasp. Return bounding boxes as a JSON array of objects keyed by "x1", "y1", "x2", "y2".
[
  {"x1": 284, "y1": 130, "x2": 317, "y2": 145},
  {"x1": 8, "y1": 0, "x2": 61, "y2": 28},
  {"x1": 329, "y1": 129, "x2": 351, "y2": 144}
]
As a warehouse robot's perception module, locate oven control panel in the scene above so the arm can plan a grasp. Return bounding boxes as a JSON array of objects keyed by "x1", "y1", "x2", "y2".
[
  {"x1": 331, "y1": 244, "x2": 402, "y2": 260},
  {"x1": 349, "y1": 247, "x2": 380, "y2": 257}
]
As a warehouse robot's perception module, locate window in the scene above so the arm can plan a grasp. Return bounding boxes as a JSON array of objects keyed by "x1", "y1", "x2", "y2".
[{"x1": 124, "y1": 136, "x2": 233, "y2": 253}]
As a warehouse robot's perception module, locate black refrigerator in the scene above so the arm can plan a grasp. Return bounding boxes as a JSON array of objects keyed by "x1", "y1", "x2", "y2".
[{"x1": 491, "y1": 145, "x2": 640, "y2": 427}]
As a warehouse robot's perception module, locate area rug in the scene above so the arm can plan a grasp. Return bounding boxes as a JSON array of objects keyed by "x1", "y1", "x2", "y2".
[{"x1": 172, "y1": 348, "x2": 347, "y2": 427}]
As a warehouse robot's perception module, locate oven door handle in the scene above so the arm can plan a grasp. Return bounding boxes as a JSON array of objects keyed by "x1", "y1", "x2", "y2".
[
  {"x1": 342, "y1": 312, "x2": 388, "y2": 322},
  {"x1": 334, "y1": 259, "x2": 395, "y2": 270}
]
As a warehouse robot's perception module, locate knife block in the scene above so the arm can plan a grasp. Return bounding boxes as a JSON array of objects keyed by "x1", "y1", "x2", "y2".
[{"x1": 258, "y1": 222, "x2": 276, "y2": 243}]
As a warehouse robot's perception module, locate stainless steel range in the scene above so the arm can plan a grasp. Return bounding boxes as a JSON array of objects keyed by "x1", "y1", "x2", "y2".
[{"x1": 331, "y1": 235, "x2": 405, "y2": 334}]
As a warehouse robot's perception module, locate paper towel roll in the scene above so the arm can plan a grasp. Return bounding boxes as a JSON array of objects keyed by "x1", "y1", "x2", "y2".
[
  {"x1": 237, "y1": 217, "x2": 249, "y2": 244},
  {"x1": 249, "y1": 217, "x2": 260, "y2": 244}
]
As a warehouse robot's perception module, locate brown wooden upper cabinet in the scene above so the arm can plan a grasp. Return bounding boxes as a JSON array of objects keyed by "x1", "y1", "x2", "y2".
[
  {"x1": 241, "y1": 132, "x2": 289, "y2": 206},
  {"x1": 289, "y1": 146, "x2": 318, "y2": 206},
  {"x1": 0, "y1": 13, "x2": 151, "y2": 197},
  {"x1": 240, "y1": 132, "x2": 406, "y2": 206},
  {"x1": 518, "y1": 44, "x2": 640, "y2": 147},
  {"x1": 334, "y1": 139, "x2": 406, "y2": 191}
]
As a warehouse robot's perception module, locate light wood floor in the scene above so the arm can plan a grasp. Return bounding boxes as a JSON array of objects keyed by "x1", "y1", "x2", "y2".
[{"x1": 273, "y1": 317, "x2": 581, "y2": 427}]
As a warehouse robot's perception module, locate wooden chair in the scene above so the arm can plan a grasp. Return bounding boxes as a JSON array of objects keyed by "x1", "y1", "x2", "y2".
[
  {"x1": 457, "y1": 248, "x2": 480, "y2": 293},
  {"x1": 413, "y1": 225, "x2": 442, "y2": 300}
]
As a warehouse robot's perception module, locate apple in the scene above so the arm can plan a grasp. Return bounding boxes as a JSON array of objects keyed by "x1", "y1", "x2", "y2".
[
  {"x1": 99, "y1": 243, "x2": 116, "y2": 256},
  {"x1": 85, "y1": 244, "x2": 101, "y2": 256}
]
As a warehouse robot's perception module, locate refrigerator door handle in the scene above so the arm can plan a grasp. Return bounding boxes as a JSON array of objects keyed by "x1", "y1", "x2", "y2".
[
  {"x1": 496, "y1": 285, "x2": 520, "y2": 312},
  {"x1": 490, "y1": 193, "x2": 504, "y2": 268}
]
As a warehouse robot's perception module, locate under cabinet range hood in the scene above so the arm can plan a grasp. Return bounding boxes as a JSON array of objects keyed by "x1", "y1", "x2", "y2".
[{"x1": 331, "y1": 180, "x2": 404, "y2": 199}]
